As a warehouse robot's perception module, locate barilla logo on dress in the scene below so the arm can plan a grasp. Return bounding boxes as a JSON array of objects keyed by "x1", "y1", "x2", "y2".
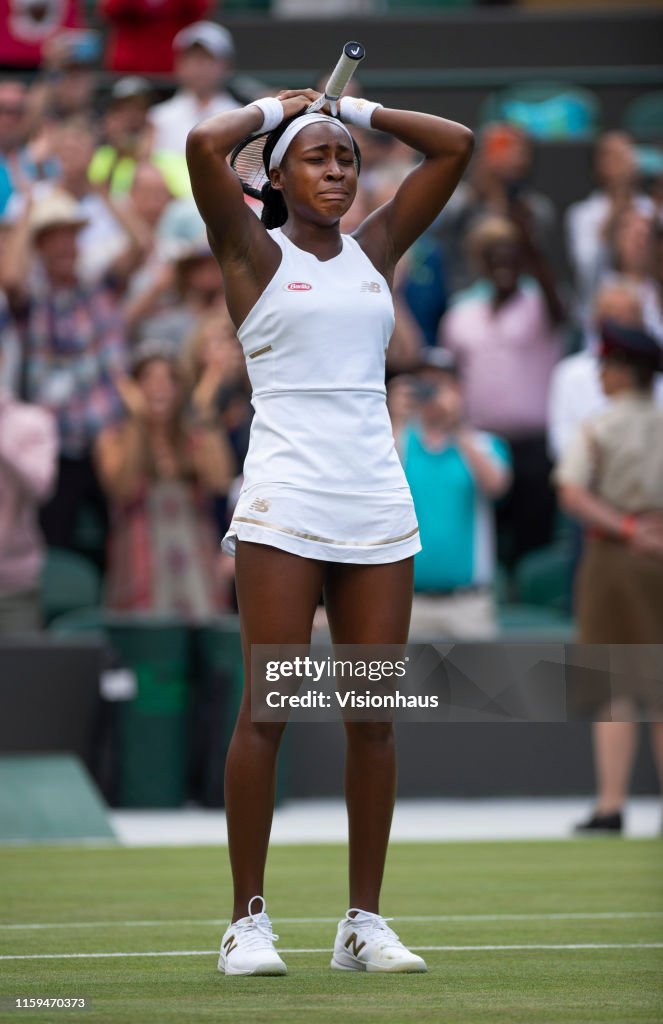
[{"x1": 284, "y1": 281, "x2": 312, "y2": 292}]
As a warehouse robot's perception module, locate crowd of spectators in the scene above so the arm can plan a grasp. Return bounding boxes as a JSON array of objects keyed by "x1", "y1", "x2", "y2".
[{"x1": 0, "y1": 15, "x2": 662, "y2": 644}]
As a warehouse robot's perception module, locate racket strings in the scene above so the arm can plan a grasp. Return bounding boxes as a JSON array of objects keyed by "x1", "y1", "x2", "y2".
[{"x1": 230, "y1": 132, "x2": 271, "y2": 200}]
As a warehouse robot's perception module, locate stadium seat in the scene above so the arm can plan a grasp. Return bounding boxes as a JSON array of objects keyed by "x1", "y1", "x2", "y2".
[
  {"x1": 48, "y1": 607, "x2": 107, "y2": 634},
  {"x1": 623, "y1": 91, "x2": 663, "y2": 141},
  {"x1": 52, "y1": 612, "x2": 192, "y2": 808},
  {"x1": 554, "y1": 509, "x2": 575, "y2": 543},
  {"x1": 40, "y1": 548, "x2": 102, "y2": 624},
  {"x1": 513, "y1": 543, "x2": 574, "y2": 614},
  {"x1": 497, "y1": 604, "x2": 574, "y2": 639},
  {"x1": 479, "y1": 81, "x2": 600, "y2": 139},
  {"x1": 71, "y1": 502, "x2": 107, "y2": 572}
]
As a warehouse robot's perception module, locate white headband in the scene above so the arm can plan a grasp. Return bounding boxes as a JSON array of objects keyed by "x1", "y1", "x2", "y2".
[{"x1": 268, "y1": 113, "x2": 354, "y2": 171}]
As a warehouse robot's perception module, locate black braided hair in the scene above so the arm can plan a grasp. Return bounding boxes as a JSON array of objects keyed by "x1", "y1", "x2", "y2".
[{"x1": 259, "y1": 111, "x2": 361, "y2": 230}]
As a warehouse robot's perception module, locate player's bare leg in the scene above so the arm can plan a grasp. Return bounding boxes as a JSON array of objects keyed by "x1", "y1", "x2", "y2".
[
  {"x1": 323, "y1": 557, "x2": 414, "y2": 914},
  {"x1": 226, "y1": 540, "x2": 325, "y2": 922},
  {"x1": 323, "y1": 557, "x2": 425, "y2": 972}
]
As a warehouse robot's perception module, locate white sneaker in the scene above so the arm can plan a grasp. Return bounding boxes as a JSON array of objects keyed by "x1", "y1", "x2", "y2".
[
  {"x1": 331, "y1": 908, "x2": 427, "y2": 973},
  {"x1": 218, "y1": 896, "x2": 287, "y2": 976}
]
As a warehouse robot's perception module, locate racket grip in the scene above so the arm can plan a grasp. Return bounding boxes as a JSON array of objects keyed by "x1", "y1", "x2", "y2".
[{"x1": 324, "y1": 41, "x2": 365, "y2": 100}]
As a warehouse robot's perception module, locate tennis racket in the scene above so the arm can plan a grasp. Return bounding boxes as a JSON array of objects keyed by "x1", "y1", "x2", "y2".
[{"x1": 230, "y1": 41, "x2": 366, "y2": 201}]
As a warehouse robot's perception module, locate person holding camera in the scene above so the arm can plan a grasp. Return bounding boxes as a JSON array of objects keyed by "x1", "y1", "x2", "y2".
[{"x1": 389, "y1": 348, "x2": 511, "y2": 639}]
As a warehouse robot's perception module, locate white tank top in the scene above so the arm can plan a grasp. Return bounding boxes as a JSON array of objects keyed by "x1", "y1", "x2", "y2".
[{"x1": 237, "y1": 227, "x2": 409, "y2": 494}]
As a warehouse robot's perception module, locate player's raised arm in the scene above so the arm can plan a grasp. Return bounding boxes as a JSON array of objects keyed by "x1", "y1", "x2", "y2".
[
  {"x1": 186, "y1": 94, "x2": 312, "y2": 262},
  {"x1": 186, "y1": 92, "x2": 315, "y2": 325},
  {"x1": 186, "y1": 105, "x2": 265, "y2": 258},
  {"x1": 342, "y1": 99, "x2": 474, "y2": 275}
]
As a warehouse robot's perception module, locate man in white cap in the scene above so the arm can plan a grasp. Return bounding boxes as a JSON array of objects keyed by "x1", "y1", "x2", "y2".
[{"x1": 149, "y1": 21, "x2": 239, "y2": 156}]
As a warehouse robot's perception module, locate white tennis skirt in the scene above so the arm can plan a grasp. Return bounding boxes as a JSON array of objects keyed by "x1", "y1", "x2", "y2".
[{"x1": 222, "y1": 481, "x2": 421, "y2": 564}]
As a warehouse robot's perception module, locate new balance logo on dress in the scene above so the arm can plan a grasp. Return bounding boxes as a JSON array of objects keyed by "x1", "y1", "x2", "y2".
[{"x1": 361, "y1": 281, "x2": 382, "y2": 293}]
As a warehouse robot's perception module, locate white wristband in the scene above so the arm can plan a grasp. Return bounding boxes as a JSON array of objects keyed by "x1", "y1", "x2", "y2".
[
  {"x1": 338, "y1": 96, "x2": 383, "y2": 130},
  {"x1": 250, "y1": 96, "x2": 284, "y2": 133}
]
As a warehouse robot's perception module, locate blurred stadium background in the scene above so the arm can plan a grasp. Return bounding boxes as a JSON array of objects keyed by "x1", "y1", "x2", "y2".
[{"x1": 1, "y1": 2, "x2": 662, "y2": 1020}]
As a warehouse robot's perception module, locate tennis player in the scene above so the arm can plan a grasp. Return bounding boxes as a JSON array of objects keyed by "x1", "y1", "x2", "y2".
[{"x1": 186, "y1": 85, "x2": 473, "y2": 976}]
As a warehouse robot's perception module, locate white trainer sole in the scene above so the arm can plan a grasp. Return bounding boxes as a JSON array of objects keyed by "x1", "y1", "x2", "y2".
[
  {"x1": 330, "y1": 954, "x2": 427, "y2": 973},
  {"x1": 218, "y1": 957, "x2": 287, "y2": 976}
]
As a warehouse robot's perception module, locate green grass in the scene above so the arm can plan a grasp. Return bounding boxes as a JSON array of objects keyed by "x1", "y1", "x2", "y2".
[{"x1": 1, "y1": 840, "x2": 662, "y2": 1023}]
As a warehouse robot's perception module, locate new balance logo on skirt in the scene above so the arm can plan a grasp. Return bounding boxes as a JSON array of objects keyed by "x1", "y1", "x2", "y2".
[{"x1": 249, "y1": 498, "x2": 270, "y2": 513}]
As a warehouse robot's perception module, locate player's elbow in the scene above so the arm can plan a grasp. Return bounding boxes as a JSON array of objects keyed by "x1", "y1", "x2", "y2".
[
  {"x1": 186, "y1": 122, "x2": 216, "y2": 164},
  {"x1": 453, "y1": 125, "x2": 475, "y2": 162}
]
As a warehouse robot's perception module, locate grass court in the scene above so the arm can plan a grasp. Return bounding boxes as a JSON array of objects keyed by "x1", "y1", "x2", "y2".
[{"x1": 1, "y1": 838, "x2": 661, "y2": 1023}]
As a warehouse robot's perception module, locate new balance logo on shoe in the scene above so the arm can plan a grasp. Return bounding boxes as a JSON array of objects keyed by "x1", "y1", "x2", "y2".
[
  {"x1": 218, "y1": 895, "x2": 287, "y2": 976},
  {"x1": 332, "y1": 910, "x2": 427, "y2": 973},
  {"x1": 344, "y1": 932, "x2": 366, "y2": 958}
]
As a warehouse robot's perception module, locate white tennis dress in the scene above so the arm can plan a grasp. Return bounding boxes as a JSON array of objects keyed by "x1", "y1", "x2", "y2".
[{"x1": 222, "y1": 227, "x2": 421, "y2": 563}]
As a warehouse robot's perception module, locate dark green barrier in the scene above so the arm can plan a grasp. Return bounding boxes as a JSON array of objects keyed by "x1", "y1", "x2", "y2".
[
  {"x1": 49, "y1": 613, "x2": 289, "y2": 808},
  {"x1": 110, "y1": 622, "x2": 190, "y2": 808},
  {"x1": 195, "y1": 621, "x2": 289, "y2": 806},
  {"x1": 50, "y1": 613, "x2": 190, "y2": 808}
]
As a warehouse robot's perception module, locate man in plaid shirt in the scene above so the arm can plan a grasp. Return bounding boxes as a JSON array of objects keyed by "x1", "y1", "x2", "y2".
[{"x1": 2, "y1": 191, "x2": 128, "y2": 560}]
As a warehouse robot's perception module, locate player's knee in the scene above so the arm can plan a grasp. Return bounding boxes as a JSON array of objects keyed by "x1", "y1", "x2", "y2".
[
  {"x1": 236, "y1": 706, "x2": 287, "y2": 746},
  {"x1": 344, "y1": 720, "x2": 394, "y2": 745}
]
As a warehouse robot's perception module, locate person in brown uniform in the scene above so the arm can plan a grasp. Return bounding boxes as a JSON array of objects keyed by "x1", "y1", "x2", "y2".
[{"x1": 556, "y1": 319, "x2": 663, "y2": 834}]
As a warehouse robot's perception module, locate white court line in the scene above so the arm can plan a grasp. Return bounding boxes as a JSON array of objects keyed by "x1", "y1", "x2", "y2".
[
  {"x1": 2, "y1": 911, "x2": 662, "y2": 931},
  {"x1": 1, "y1": 944, "x2": 663, "y2": 961}
]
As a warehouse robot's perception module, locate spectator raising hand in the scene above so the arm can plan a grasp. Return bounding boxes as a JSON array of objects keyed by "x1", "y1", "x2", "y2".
[{"x1": 95, "y1": 340, "x2": 234, "y2": 617}]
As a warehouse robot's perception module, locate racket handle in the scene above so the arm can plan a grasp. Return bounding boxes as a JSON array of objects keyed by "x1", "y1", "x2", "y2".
[
  {"x1": 307, "y1": 41, "x2": 365, "y2": 114},
  {"x1": 325, "y1": 41, "x2": 365, "y2": 101}
]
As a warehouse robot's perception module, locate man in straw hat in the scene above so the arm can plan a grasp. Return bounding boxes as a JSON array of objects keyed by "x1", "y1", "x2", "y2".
[{"x1": 0, "y1": 189, "x2": 127, "y2": 563}]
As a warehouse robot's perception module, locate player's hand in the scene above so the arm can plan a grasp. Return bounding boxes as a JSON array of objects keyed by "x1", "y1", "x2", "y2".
[{"x1": 276, "y1": 89, "x2": 331, "y2": 118}]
